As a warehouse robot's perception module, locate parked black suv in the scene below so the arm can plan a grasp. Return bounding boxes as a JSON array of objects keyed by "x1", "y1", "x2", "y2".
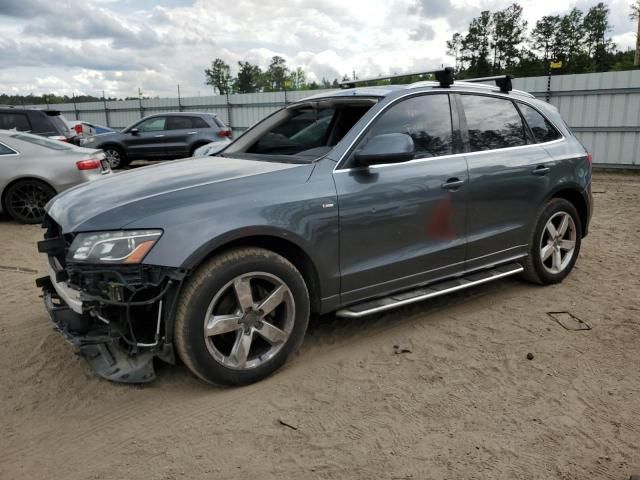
[
  {"x1": 0, "y1": 108, "x2": 78, "y2": 144},
  {"x1": 38, "y1": 69, "x2": 592, "y2": 387},
  {"x1": 84, "y1": 112, "x2": 231, "y2": 168}
]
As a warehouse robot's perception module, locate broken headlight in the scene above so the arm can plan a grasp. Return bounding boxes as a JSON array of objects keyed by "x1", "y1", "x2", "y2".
[{"x1": 67, "y1": 230, "x2": 162, "y2": 264}]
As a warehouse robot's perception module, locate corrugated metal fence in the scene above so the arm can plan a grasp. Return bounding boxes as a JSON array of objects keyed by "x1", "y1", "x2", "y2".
[{"x1": 8, "y1": 70, "x2": 640, "y2": 167}]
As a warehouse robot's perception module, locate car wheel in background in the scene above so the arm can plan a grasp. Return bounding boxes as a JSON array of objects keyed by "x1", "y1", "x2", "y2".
[
  {"x1": 103, "y1": 146, "x2": 129, "y2": 169},
  {"x1": 3, "y1": 179, "x2": 56, "y2": 224},
  {"x1": 174, "y1": 247, "x2": 310, "y2": 386},
  {"x1": 522, "y1": 198, "x2": 582, "y2": 285}
]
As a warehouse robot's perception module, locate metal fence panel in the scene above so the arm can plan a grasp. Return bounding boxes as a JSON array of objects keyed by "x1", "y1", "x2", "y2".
[{"x1": 2, "y1": 74, "x2": 637, "y2": 166}]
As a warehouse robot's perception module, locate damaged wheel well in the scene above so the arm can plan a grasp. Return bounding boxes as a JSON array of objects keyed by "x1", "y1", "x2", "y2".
[{"x1": 191, "y1": 236, "x2": 322, "y2": 314}]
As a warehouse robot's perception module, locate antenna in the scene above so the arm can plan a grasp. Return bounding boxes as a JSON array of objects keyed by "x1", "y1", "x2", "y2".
[{"x1": 340, "y1": 67, "x2": 455, "y2": 89}]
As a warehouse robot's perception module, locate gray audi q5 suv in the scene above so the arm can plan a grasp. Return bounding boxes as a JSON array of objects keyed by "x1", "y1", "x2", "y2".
[{"x1": 38, "y1": 69, "x2": 592, "y2": 386}]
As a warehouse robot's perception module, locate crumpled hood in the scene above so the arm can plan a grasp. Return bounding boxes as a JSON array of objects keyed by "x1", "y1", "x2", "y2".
[{"x1": 47, "y1": 156, "x2": 306, "y2": 232}]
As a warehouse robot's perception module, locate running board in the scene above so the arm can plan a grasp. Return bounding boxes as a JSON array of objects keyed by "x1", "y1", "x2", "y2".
[{"x1": 335, "y1": 262, "x2": 524, "y2": 318}]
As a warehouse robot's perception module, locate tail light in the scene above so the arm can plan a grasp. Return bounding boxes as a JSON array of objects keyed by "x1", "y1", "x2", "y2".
[
  {"x1": 76, "y1": 159, "x2": 101, "y2": 170},
  {"x1": 74, "y1": 124, "x2": 83, "y2": 135},
  {"x1": 217, "y1": 129, "x2": 232, "y2": 138},
  {"x1": 586, "y1": 152, "x2": 592, "y2": 165}
]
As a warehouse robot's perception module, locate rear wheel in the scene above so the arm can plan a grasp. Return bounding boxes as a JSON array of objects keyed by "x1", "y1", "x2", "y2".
[
  {"x1": 3, "y1": 179, "x2": 56, "y2": 224},
  {"x1": 174, "y1": 247, "x2": 310, "y2": 386},
  {"x1": 522, "y1": 198, "x2": 582, "y2": 284},
  {"x1": 103, "y1": 146, "x2": 129, "y2": 169}
]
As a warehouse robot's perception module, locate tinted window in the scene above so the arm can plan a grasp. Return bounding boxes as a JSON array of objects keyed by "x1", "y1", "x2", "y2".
[
  {"x1": 363, "y1": 94, "x2": 453, "y2": 159},
  {"x1": 165, "y1": 116, "x2": 203, "y2": 130},
  {"x1": 137, "y1": 117, "x2": 166, "y2": 132},
  {"x1": 518, "y1": 103, "x2": 561, "y2": 143},
  {"x1": 47, "y1": 114, "x2": 72, "y2": 136},
  {"x1": 190, "y1": 117, "x2": 209, "y2": 128},
  {"x1": 0, "y1": 143, "x2": 16, "y2": 155},
  {"x1": 0, "y1": 113, "x2": 31, "y2": 131},
  {"x1": 461, "y1": 95, "x2": 527, "y2": 151}
]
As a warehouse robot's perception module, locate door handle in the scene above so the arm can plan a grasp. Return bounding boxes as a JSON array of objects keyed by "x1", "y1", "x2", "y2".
[
  {"x1": 154, "y1": 134, "x2": 165, "y2": 138},
  {"x1": 533, "y1": 165, "x2": 550, "y2": 176},
  {"x1": 441, "y1": 178, "x2": 465, "y2": 190},
  {"x1": 187, "y1": 131, "x2": 197, "y2": 134}
]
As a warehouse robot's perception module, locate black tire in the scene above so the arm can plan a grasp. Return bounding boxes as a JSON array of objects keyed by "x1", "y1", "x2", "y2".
[
  {"x1": 103, "y1": 146, "x2": 129, "y2": 169},
  {"x1": 522, "y1": 198, "x2": 582, "y2": 285},
  {"x1": 174, "y1": 247, "x2": 310, "y2": 386},
  {"x1": 3, "y1": 179, "x2": 56, "y2": 224}
]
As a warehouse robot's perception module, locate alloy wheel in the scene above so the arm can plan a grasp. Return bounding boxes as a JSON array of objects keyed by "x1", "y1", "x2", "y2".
[
  {"x1": 104, "y1": 148, "x2": 121, "y2": 168},
  {"x1": 540, "y1": 211, "x2": 577, "y2": 274},
  {"x1": 7, "y1": 182, "x2": 53, "y2": 223},
  {"x1": 203, "y1": 272, "x2": 296, "y2": 370}
]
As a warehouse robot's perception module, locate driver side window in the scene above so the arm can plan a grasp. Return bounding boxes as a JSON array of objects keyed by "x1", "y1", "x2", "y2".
[
  {"x1": 137, "y1": 117, "x2": 166, "y2": 132},
  {"x1": 356, "y1": 94, "x2": 454, "y2": 162}
]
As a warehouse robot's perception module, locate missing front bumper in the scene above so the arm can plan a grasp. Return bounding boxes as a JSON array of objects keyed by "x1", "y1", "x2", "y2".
[{"x1": 38, "y1": 276, "x2": 157, "y2": 383}]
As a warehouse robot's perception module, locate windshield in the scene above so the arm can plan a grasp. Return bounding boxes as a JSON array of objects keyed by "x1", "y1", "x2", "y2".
[
  {"x1": 223, "y1": 98, "x2": 376, "y2": 162},
  {"x1": 11, "y1": 132, "x2": 74, "y2": 150}
]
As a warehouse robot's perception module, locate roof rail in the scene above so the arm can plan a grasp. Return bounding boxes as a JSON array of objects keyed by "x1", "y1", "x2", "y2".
[
  {"x1": 340, "y1": 67, "x2": 455, "y2": 89},
  {"x1": 459, "y1": 74, "x2": 513, "y2": 93}
]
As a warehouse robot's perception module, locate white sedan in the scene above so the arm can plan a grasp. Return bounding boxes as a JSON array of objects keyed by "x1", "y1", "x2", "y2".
[{"x1": 0, "y1": 130, "x2": 112, "y2": 224}]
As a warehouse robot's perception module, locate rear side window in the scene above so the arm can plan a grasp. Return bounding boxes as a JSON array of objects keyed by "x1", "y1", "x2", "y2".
[
  {"x1": 190, "y1": 117, "x2": 209, "y2": 128},
  {"x1": 0, "y1": 142, "x2": 17, "y2": 155},
  {"x1": 0, "y1": 113, "x2": 32, "y2": 132},
  {"x1": 518, "y1": 103, "x2": 562, "y2": 143},
  {"x1": 363, "y1": 94, "x2": 453, "y2": 158},
  {"x1": 460, "y1": 95, "x2": 527, "y2": 152}
]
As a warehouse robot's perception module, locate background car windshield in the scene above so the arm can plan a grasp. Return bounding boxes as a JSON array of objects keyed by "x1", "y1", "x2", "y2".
[
  {"x1": 11, "y1": 133, "x2": 73, "y2": 150},
  {"x1": 248, "y1": 107, "x2": 335, "y2": 155}
]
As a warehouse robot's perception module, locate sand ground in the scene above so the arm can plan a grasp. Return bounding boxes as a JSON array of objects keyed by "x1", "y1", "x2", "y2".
[{"x1": 0, "y1": 172, "x2": 638, "y2": 479}]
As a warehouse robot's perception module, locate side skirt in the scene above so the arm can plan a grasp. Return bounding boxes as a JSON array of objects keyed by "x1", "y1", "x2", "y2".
[{"x1": 335, "y1": 262, "x2": 523, "y2": 318}]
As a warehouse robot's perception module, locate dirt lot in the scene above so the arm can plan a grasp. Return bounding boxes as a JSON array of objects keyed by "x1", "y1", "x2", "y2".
[{"x1": 0, "y1": 172, "x2": 639, "y2": 480}]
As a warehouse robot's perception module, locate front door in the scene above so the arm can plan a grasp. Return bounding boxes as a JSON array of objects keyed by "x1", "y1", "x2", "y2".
[
  {"x1": 334, "y1": 93, "x2": 468, "y2": 304},
  {"x1": 123, "y1": 116, "x2": 168, "y2": 159}
]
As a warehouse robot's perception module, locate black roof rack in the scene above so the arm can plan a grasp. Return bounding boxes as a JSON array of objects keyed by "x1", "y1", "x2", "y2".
[
  {"x1": 459, "y1": 74, "x2": 513, "y2": 92},
  {"x1": 340, "y1": 67, "x2": 455, "y2": 89}
]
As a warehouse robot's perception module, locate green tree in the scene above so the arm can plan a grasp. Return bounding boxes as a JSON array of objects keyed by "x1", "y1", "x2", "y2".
[
  {"x1": 233, "y1": 61, "x2": 263, "y2": 93},
  {"x1": 531, "y1": 15, "x2": 561, "y2": 63},
  {"x1": 288, "y1": 67, "x2": 307, "y2": 90},
  {"x1": 446, "y1": 33, "x2": 463, "y2": 70},
  {"x1": 462, "y1": 11, "x2": 493, "y2": 75},
  {"x1": 205, "y1": 58, "x2": 232, "y2": 95},
  {"x1": 558, "y1": 8, "x2": 585, "y2": 70},
  {"x1": 264, "y1": 56, "x2": 289, "y2": 91},
  {"x1": 583, "y1": 2, "x2": 615, "y2": 71},
  {"x1": 491, "y1": 3, "x2": 527, "y2": 70}
]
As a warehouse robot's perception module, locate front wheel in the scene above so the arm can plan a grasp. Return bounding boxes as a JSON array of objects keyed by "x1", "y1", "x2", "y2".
[
  {"x1": 174, "y1": 247, "x2": 310, "y2": 386},
  {"x1": 522, "y1": 198, "x2": 582, "y2": 285}
]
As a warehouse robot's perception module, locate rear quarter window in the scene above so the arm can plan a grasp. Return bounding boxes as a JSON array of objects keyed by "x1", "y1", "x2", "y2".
[
  {"x1": 517, "y1": 103, "x2": 562, "y2": 143},
  {"x1": 0, "y1": 142, "x2": 17, "y2": 154}
]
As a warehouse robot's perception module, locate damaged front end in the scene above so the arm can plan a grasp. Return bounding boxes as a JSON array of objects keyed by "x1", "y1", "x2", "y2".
[{"x1": 37, "y1": 215, "x2": 186, "y2": 383}]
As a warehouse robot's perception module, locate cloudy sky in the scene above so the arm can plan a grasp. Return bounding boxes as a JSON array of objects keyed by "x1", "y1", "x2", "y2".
[{"x1": 0, "y1": 0, "x2": 636, "y2": 98}]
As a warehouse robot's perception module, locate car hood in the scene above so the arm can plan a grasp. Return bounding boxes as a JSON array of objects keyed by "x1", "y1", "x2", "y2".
[{"x1": 47, "y1": 156, "x2": 308, "y2": 232}]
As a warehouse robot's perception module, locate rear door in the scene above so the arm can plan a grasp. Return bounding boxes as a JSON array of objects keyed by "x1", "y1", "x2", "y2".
[
  {"x1": 163, "y1": 116, "x2": 203, "y2": 158},
  {"x1": 334, "y1": 93, "x2": 469, "y2": 304},
  {"x1": 457, "y1": 93, "x2": 553, "y2": 270},
  {"x1": 122, "y1": 116, "x2": 168, "y2": 158}
]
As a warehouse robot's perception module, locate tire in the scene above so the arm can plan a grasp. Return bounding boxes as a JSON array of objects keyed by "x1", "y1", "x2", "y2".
[
  {"x1": 174, "y1": 247, "x2": 310, "y2": 386},
  {"x1": 3, "y1": 179, "x2": 56, "y2": 224},
  {"x1": 522, "y1": 198, "x2": 582, "y2": 285},
  {"x1": 189, "y1": 143, "x2": 207, "y2": 157},
  {"x1": 103, "y1": 146, "x2": 129, "y2": 169}
]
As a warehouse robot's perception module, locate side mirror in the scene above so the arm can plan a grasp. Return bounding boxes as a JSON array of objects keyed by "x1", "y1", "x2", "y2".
[
  {"x1": 354, "y1": 133, "x2": 415, "y2": 167},
  {"x1": 130, "y1": 128, "x2": 140, "y2": 136}
]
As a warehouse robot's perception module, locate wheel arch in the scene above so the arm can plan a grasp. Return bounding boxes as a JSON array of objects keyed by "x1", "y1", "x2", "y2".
[
  {"x1": 182, "y1": 231, "x2": 323, "y2": 314},
  {"x1": 548, "y1": 185, "x2": 589, "y2": 237}
]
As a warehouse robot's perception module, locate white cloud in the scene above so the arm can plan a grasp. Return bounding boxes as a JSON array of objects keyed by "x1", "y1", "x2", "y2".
[{"x1": 0, "y1": 0, "x2": 636, "y2": 98}]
